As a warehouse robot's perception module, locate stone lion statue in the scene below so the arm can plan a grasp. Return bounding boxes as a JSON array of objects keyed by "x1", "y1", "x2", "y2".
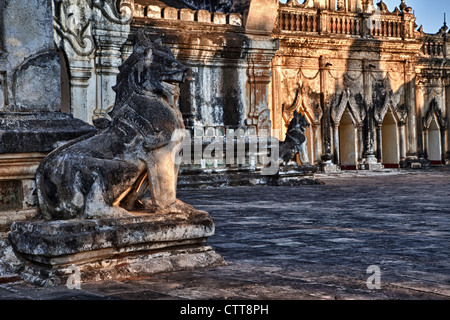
[
  {"x1": 279, "y1": 110, "x2": 310, "y2": 166},
  {"x1": 36, "y1": 30, "x2": 194, "y2": 220}
]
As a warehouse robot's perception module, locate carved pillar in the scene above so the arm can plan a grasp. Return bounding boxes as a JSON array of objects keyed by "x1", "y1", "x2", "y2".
[
  {"x1": 91, "y1": 0, "x2": 132, "y2": 120},
  {"x1": 415, "y1": 80, "x2": 425, "y2": 159},
  {"x1": 314, "y1": 120, "x2": 323, "y2": 165},
  {"x1": 247, "y1": 56, "x2": 274, "y2": 133},
  {"x1": 354, "y1": 124, "x2": 361, "y2": 163},
  {"x1": 357, "y1": 125, "x2": 364, "y2": 162},
  {"x1": 269, "y1": 58, "x2": 284, "y2": 140},
  {"x1": 53, "y1": 0, "x2": 133, "y2": 123},
  {"x1": 363, "y1": 60, "x2": 376, "y2": 161},
  {"x1": 68, "y1": 61, "x2": 95, "y2": 122},
  {"x1": 53, "y1": 0, "x2": 96, "y2": 123},
  {"x1": 179, "y1": 68, "x2": 197, "y2": 128},
  {"x1": 399, "y1": 121, "x2": 406, "y2": 161},
  {"x1": 333, "y1": 125, "x2": 340, "y2": 164},
  {"x1": 445, "y1": 77, "x2": 450, "y2": 163},
  {"x1": 376, "y1": 124, "x2": 382, "y2": 162},
  {"x1": 405, "y1": 60, "x2": 418, "y2": 160},
  {"x1": 246, "y1": 36, "x2": 279, "y2": 134},
  {"x1": 422, "y1": 125, "x2": 429, "y2": 159},
  {"x1": 320, "y1": 56, "x2": 333, "y2": 163}
]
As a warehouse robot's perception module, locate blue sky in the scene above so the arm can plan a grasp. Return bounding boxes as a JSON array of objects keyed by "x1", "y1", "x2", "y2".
[
  {"x1": 383, "y1": 0, "x2": 450, "y2": 34},
  {"x1": 279, "y1": 1, "x2": 450, "y2": 34}
]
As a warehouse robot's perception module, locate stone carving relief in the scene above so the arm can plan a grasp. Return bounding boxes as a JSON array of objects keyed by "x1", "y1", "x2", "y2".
[
  {"x1": 247, "y1": 60, "x2": 273, "y2": 132},
  {"x1": 423, "y1": 98, "x2": 448, "y2": 130},
  {"x1": 52, "y1": 0, "x2": 134, "y2": 123},
  {"x1": 92, "y1": 0, "x2": 133, "y2": 25},
  {"x1": 331, "y1": 87, "x2": 366, "y2": 126},
  {"x1": 327, "y1": 67, "x2": 365, "y2": 126},
  {"x1": 279, "y1": 110, "x2": 310, "y2": 165},
  {"x1": 53, "y1": 0, "x2": 132, "y2": 56},
  {"x1": 280, "y1": 68, "x2": 322, "y2": 126},
  {"x1": 374, "y1": 75, "x2": 407, "y2": 126},
  {"x1": 53, "y1": 0, "x2": 95, "y2": 56}
]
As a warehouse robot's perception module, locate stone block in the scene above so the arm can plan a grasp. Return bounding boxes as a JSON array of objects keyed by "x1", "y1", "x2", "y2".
[
  {"x1": 205, "y1": 127, "x2": 216, "y2": 137},
  {"x1": 19, "y1": 246, "x2": 224, "y2": 287},
  {"x1": 146, "y1": 5, "x2": 162, "y2": 19},
  {"x1": 12, "y1": 52, "x2": 61, "y2": 112},
  {"x1": 1, "y1": 0, "x2": 62, "y2": 112},
  {"x1": 163, "y1": 7, "x2": 178, "y2": 20},
  {"x1": 134, "y1": 4, "x2": 145, "y2": 18},
  {"x1": 213, "y1": 12, "x2": 227, "y2": 25},
  {"x1": 0, "y1": 112, "x2": 96, "y2": 154},
  {"x1": 196, "y1": 10, "x2": 212, "y2": 23},
  {"x1": 228, "y1": 13, "x2": 242, "y2": 26},
  {"x1": 245, "y1": 0, "x2": 278, "y2": 34},
  {"x1": 194, "y1": 126, "x2": 204, "y2": 137},
  {"x1": 322, "y1": 161, "x2": 340, "y2": 173},
  {"x1": 9, "y1": 210, "x2": 225, "y2": 286},
  {"x1": 247, "y1": 126, "x2": 257, "y2": 136},
  {"x1": 180, "y1": 9, "x2": 195, "y2": 22}
]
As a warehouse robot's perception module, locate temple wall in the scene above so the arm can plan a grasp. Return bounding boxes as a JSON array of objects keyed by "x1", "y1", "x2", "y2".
[
  {"x1": 270, "y1": 0, "x2": 449, "y2": 169},
  {"x1": 47, "y1": 0, "x2": 450, "y2": 167}
]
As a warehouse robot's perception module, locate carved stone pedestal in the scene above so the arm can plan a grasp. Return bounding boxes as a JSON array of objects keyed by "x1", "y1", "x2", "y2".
[
  {"x1": 400, "y1": 157, "x2": 431, "y2": 169},
  {"x1": 321, "y1": 161, "x2": 340, "y2": 174},
  {"x1": 0, "y1": 113, "x2": 95, "y2": 234},
  {"x1": 8, "y1": 210, "x2": 225, "y2": 287},
  {"x1": 360, "y1": 155, "x2": 384, "y2": 171}
]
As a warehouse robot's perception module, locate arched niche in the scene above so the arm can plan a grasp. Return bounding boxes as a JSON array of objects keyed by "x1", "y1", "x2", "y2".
[{"x1": 339, "y1": 107, "x2": 357, "y2": 169}]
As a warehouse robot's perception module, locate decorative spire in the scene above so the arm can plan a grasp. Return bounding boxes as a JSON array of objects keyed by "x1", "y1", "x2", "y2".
[
  {"x1": 377, "y1": 0, "x2": 389, "y2": 13},
  {"x1": 439, "y1": 13, "x2": 448, "y2": 34},
  {"x1": 399, "y1": 0, "x2": 407, "y2": 12},
  {"x1": 399, "y1": 0, "x2": 412, "y2": 13}
]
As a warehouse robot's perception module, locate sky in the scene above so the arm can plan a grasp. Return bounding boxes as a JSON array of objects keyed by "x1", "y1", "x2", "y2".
[
  {"x1": 279, "y1": 0, "x2": 450, "y2": 34},
  {"x1": 383, "y1": 0, "x2": 450, "y2": 34}
]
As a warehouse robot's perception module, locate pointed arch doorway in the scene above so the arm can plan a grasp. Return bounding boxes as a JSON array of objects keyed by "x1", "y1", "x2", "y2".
[
  {"x1": 427, "y1": 116, "x2": 442, "y2": 165},
  {"x1": 423, "y1": 99, "x2": 446, "y2": 166},
  {"x1": 381, "y1": 109, "x2": 400, "y2": 168},
  {"x1": 339, "y1": 108, "x2": 358, "y2": 170}
]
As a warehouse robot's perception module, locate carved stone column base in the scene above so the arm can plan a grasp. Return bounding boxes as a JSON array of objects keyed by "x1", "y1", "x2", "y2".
[
  {"x1": 400, "y1": 158, "x2": 431, "y2": 169},
  {"x1": 446, "y1": 152, "x2": 450, "y2": 165},
  {"x1": 321, "y1": 161, "x2": 340, "y2": 173},
  {"x1": 8, "y1": 210, "x2": 225, "y2": 287},
  {"x1": 360, "y1": 155, "x2": 384, "y2": 171}
]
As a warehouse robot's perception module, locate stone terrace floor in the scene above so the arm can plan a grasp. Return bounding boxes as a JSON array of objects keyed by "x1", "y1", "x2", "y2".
[{"x1": 0, "y1": 169, "x2": 449, "y2": 304}]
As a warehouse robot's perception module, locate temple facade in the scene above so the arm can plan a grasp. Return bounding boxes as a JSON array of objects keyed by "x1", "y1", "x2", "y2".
[
  {"x1": 41, "y1": 0, "x2": 450, "y2": 171},
  {"x1": 271, "y1": 0, "x2": 450, "y2": 171},
  {"x1": 0, "y1": 0, "x2": 449, "y2": 253},
  {"x1": 2, "y1": 0, "x2": 449, "y2": 172}
]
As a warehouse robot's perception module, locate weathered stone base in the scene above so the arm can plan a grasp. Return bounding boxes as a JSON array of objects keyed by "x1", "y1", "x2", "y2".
[
  {"x1": 0, "y1": 112, "x2": 96, "y2": 232},
  {"x1": 400, "y1": 158, "x2": 431, "y2": 169},
  {"x1": 321, "y1": 161, "x2": 340, "y2": 174},
  {"x1": 8, "y1": 210, "x2": 225, "y2": 286},
  {"x1": 359, "y1": 162, "x2": 384, "y2": 171},
  {"x1": 18, "y1": 245, "x2": 225, "y2": 287},
  {"x1": 178, "y1": 165, "x2": 320, "y2": 188}
]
